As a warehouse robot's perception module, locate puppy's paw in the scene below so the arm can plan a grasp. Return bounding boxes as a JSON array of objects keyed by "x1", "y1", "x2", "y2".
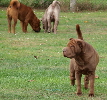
[
  {"x1": 76, "y1": 92, "x2": 82, "y2": 96},
  {"x1": 89, "y1": 93, "x2": 94, "y2": 97},
  {"x1": 71, "y1": 80, "x2": 75, "y2": 86}
]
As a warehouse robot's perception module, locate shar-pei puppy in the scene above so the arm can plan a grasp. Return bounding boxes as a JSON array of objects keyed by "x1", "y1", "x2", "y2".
[
  {"x1": 7, "y1": 0, "x2": 41, "y2": 34},
  {"x1": 63, "y1": 24, "x2": 99, "y2": 97},
  {"x1": 42, "y1": 0, "x2": 60, "y2": 34}
]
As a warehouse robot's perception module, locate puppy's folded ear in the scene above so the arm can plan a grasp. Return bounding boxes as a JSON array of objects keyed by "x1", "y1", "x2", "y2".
[
  {"x1": 69, "y1": 38, "x2": 73, "y2": 40},
  {"x1": 77, "y1": 41, "x2": 83, "y2": 49}
]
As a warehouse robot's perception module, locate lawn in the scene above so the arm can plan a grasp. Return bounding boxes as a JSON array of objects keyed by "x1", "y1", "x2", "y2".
[{"x1": 0, "y1": 8, "x2": 107, "y2": 100}]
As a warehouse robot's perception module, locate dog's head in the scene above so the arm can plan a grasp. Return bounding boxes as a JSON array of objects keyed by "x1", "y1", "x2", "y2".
[
  {"x1": 31, "y1": 18, "x2": 41, "y2": 32},
  {"x1": 63, "y1": 38, "x2": 84, "y2": 59}
]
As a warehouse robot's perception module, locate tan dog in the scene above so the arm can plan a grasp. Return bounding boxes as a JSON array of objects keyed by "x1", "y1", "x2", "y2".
[
  {"x1": 63, "y1": 25, "x2": 99, "y2": 97},
  {"x1": 7, "y1": 0, "x2": 41, "y2": 34},
  {"x1": 42, "y1": 0, "x2": 60, "y2": 34}
]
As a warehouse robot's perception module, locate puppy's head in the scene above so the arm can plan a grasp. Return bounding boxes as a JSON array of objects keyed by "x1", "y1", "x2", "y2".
[
  {"x1": 32, "y1": 18, "x2": 41, "y2": 32},
  {"x1": 63, "y1": 38, "x2": 84, "y2": 59}
]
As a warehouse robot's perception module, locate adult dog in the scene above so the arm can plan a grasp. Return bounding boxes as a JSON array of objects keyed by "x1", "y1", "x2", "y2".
[
  {"x1": 7, "y1": 0, "x2": 41, "y2": 34},
  {"x1": 42, "y1": 0, "x2": 60, "y2": 34},
  {"x1": 63, "y1": 25, "x2": 99, "y2": 97}
]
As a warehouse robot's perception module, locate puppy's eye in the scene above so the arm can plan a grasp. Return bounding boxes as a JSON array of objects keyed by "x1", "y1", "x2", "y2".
[
  {"x1": 70, "y1": 46, "x2": 74, "y2": 48},
  {"x1": 70, "y1": 45, "x2": 74, "y2": 47}
]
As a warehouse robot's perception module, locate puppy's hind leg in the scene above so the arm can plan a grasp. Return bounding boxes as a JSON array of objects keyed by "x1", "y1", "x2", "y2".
[
  {"x1": 54, "y1": 20, "x2": 59, "y2": 34},
  {"x1": 7, "y1": 15, "x2": 12, "y2": 33},
  {"x1": 52, "y1": 22, "x2": 54, "y2": 32},
  {"x1": 12, "y1": 19, "x2": 17, "y2": 34}
]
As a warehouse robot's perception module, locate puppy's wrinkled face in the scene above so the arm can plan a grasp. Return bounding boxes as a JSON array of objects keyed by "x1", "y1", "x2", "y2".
[{"x1": 63, "y1": 38, "x2": 82, "y2": 59}]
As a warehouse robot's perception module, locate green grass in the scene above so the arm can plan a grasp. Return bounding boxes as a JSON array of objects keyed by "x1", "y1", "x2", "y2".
[
  {"x1": 0, "y1": 0, "x2": 107, "y2": 11},
  {"x1": 0, "y1": 8, "x2": 107, "y2": 100}
]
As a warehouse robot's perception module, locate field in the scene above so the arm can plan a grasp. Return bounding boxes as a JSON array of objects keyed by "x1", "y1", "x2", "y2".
[
  {"x1": 0, "y1": 0, "x2": 107, "y2": 11},
  {"x1": 0, "y1": 8, "x2": 107, "y2": 100}
]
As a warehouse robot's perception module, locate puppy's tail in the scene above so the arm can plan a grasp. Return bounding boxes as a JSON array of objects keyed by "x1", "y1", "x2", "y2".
[
  {"x1": 52, "y1": 0, "x2": 60, "y2": 8},
  {"x1": 76, "y1": 24, "x2": 83, "y2": 40},
  {"x1": 10, "y1": 0, "x2": 20, "y2": 9}
]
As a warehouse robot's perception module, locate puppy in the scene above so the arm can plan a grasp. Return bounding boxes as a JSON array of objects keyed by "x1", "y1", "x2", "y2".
[
  {"x1": 42, "y1": 0, "x2": 60, "y2": 34},
  {"x1": 63, "y1": 25, "x2": 99, "y2": 97},
  {"x1": 7, "y1": 0, "x2": 41, "y2": 34}
]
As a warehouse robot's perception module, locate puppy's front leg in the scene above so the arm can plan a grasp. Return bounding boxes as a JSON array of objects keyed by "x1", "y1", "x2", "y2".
[
  {"x1": 75, "y1": 71, "x2": 82, "y2": 96},
  {"x1": 70, "y1": 61, "x2": 75, "y2": 86},
  {"x1": 7, "y1": 16, "x2": 12, "y2": 33},
  {"x1": 84, "y1": 75, "x2": 89, "y2": 89},
  {"x1": 20, "y1": 21, "x2": 24, "y2": 32},
  {"x1": 47, "y1": 19, "x2": 51, "y2": 33}
]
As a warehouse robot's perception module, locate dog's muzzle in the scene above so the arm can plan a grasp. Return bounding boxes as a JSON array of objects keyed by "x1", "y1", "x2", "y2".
[
  {"x1": 63, "y1": 48, "x2": 67, "y2": 57},
  {"x1": 34, "y1": 28, "x2": 41, "y2": 32}
]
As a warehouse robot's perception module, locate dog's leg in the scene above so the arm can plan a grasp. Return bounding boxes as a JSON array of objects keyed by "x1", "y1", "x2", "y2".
[
  {"x1": 89, "y1": 72, "x2": 95, "y2": 97},
  {"x1": 52, "y1": 22, "x2": 54, "y2": 32},
  {"x1": 47, "y1": 18, "x2": 51, "y2": 33},
  {"x1": 20, "y1": 21, "x2": 25, "y2": 32},
  {"x1": 23, "y1": 22, "x2": 28, "y2": 33},
  {"x1": 12, "y1": 19, "x2": 17, "y2": 34},
  {"x1": 70, "y1": 61, "x2": 75, "y2": 86},
  {"x1": 84, "y1": 75, "x2": 89, "y2": 89},
  {"x1": 75, "y1": 71, "x2": 82, "y2": 96},
  {"x1": 7, "y1": 16, "x2": 12, "y2": 33},
  {"x1": 70, "y1": 71, "x2": 75, "y2": 86},
  {"x1": 54, "y1": 20, "x2": 59, "y2": 34},
  {"x1": 44, "y1": 21, "x2": 48, "y2": 33}
]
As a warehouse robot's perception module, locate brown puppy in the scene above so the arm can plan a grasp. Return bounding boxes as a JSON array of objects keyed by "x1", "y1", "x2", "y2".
[
  {"x1": 7, "y1": 0, "x2": 41, "y2": 34},
  {"x1": 63, "y1": 25, "x2": 99, "y2": 97}
]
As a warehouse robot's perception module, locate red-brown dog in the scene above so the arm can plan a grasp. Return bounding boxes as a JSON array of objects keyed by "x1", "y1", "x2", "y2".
[
  {"x1": 63, "y1": 25, "x2": 99, "y2": 97},
  {"x1": 7, "y1": 0, "x2": 41, "y2": 34}
]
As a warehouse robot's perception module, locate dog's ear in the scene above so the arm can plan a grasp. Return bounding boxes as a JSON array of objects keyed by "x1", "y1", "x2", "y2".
[
  {"x1": 69, "y1": 38, "x2": 73, "y2": 40},
  {"x1": 77, "y1": 41, "x2": 83, "y2": 49}
]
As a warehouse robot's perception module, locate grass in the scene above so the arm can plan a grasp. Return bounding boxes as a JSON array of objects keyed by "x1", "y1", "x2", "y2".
[
  {"x1": 0, "y1": 8, "x2": 107, "y2": 100},
  {"x1": 0, "y1": 0, "x2": 107, "y2": 11}
]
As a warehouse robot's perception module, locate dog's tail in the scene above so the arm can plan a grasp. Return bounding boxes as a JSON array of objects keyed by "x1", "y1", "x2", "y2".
[
  {"x1": 76, "y1": 24, "x2": 83, "y2": 40},
  {"x1": 52, "y1": 0, "x2": 60, "y2": 8},
  {"x1": 9, "y1": 0, "x2": 20, "y2": 9}
]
